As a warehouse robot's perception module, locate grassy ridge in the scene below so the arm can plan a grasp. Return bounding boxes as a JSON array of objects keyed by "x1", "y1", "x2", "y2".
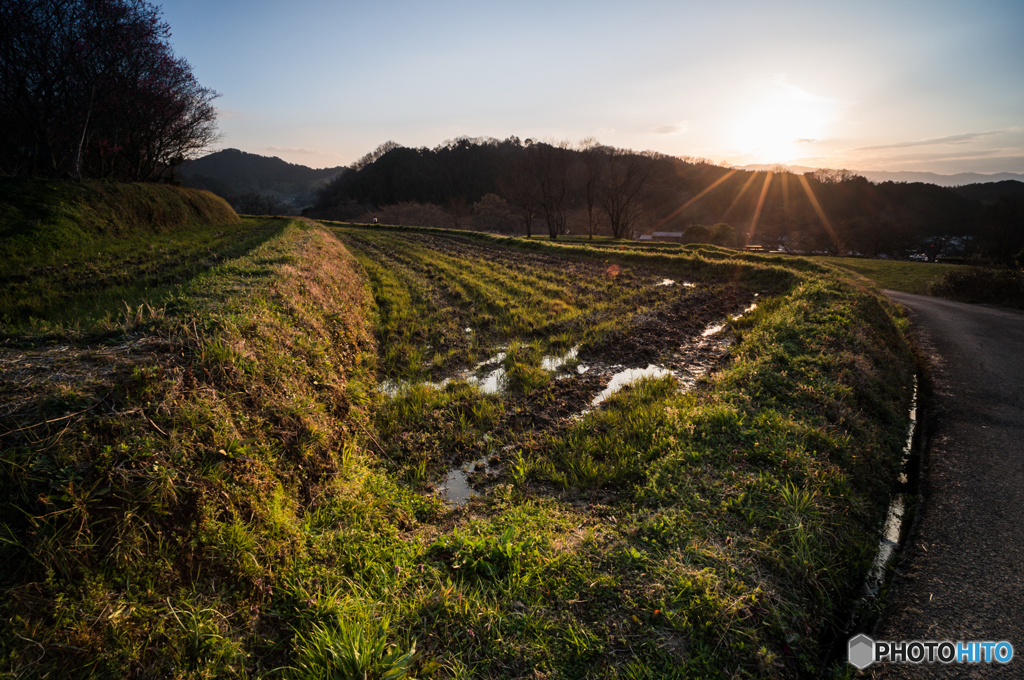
[
  {"x1": 1, "y1": 215, "x2": 916, "y2": 677},
  {"x1": 0, "y1": 178, "x2": 248, "y2": 331},
  {"x1": 0, "y1": 177, "x2": 239, "y2": 251},
  {"x1": 1, "y1": 219, "x2": 391, "y2": 676}
]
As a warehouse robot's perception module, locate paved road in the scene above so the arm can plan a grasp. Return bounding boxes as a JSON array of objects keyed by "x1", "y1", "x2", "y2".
[{"x1": 865, "y1": 292, "x2": 1024, "y2": 678}]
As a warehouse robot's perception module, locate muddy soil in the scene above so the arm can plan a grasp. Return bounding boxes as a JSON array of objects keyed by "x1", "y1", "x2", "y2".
[{"x1": 347, "y1": 231, "x2": 761, "y2": 498}]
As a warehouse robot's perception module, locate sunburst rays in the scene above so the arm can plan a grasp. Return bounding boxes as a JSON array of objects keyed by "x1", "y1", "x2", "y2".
[{"x1": 647, "y1": 164, "x2": 839, "y2": 252}]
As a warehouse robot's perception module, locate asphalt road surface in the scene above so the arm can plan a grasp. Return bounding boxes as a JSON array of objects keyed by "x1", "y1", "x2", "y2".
[{"x1": 864, "y1": 292, "x2": 1024, "y2": 678}]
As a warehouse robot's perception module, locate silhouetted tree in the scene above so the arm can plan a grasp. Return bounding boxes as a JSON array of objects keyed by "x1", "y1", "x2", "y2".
[
  {"x1": 812, "y1": 168, "x2": 861, "y2": 184},
  {"x1": 523, "y1": 141, "x2": 575, "y2": 240},
  {"x1": 444, "y1": 196, "x2": 470, "y2": 230},
  {"x1": 302, "y1": 135, "x2": 1002, "y2": 253},
  {"x1": 980, "y1": 195, "x2": 1024, "y2": 263},
  {"x1": 499, "y1": 152, "x2": 538, "y2": 237},
  {"x1": 599, "y1": 149, "x2": 652, "y2": 239},
  {"x1": 235, "y1": 192, "x2": 285, "y2": 215},
  {"x1": 471, "y1": 193, "x2": 516, "y2": 233},
  {"x1": 1, "y1": 0, "x2": 219, "y2": 180},
  {"x1": 577, "y1": 138, "x2": 604, "y2": 239}
]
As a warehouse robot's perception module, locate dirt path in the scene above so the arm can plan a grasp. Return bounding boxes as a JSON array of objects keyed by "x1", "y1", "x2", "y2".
[{"x1": 867, "y1": 292, "x2": 1024, "y2": 678}]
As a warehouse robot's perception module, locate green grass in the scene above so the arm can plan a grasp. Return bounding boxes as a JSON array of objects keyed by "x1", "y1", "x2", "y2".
[
  {"x1": 0, "y1": 217, "x2": 287, "y2": 331},
  {"x1": 0, "y1": 176, "x2": 251, "y2": 333},
  {"x1": 336, "y1": 229, "x2": 741, "y2": 383},
  {"x1": 814, "y1": 256, "x2": 969, "y2": 295},
  {"x1": 1, "y1": 210, "x2": 916, "y2": 678},
  {"x1": 0, "y1": 176, "x2": 239, "y2": 246}
]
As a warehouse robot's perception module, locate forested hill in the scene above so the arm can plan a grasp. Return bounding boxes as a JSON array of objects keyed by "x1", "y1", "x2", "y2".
[
  {"x1": 951, "y1": 180, "x2": 1024, "y2": 204},
  {"x1": 179, "y1": 148, "x2": 346, "y2": 200},
  {"x1": 304, "y1": 136, "x2": 1024, "y2": 262}
]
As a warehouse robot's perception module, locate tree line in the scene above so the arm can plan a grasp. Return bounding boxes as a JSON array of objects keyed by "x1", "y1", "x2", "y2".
[
  {"x1": 307, "y1": 137, "x2": 1024, "y2": 263},
  {"x1": 0, "y1": 0, "x2": 218, "y2": 181}
]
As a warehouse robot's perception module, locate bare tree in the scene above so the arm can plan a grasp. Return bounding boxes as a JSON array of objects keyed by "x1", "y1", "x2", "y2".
[
  {"x1": 499, "y1": 152, "x2": 538, "y2": 237},
  {"x1": 811, "y1": 168, "x2": 861, "y2": 184},
  {"x1": 444, "y1": 196, "x2": 470, "y2": 230},
  {"x1": 599, "y1": 149, "x2": 652, "y2": 239},
  {"x1": 577, "y1": 137, "x2": 604, "y2": 239},
  {"x1": 524, "y1": 140, "x2": 575, "y2": 240},
  {"x1": 0, "y1": 0, "x2": 219, "y2": 180},
  {"x1": 351, "y1": 141, "x2": 402, "y2": 171}
]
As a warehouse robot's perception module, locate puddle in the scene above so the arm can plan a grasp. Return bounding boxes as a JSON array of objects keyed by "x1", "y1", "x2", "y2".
[
  {"x1": 466, "y1": 367, "x2": 505, "y2": 394},
  {"x1": 541, "y1": 345, "x2": 579, "y2": 372},
  {"x1": 572, "y1": 296, "x2": 760, "y2": 416},
  {"x1": 439, "y1": 465, "x2": 478, "y2": 505},
  {"x1": 655, "y1": 279, "x2": 695, "y2": 288},
  {"x1": 474, "y1": 351, "x2": 506, "y2": 370},
  {"x1": 386, "y1": 296, "x2": 757, "y2": 410},
  {"x1": 379, "y1": 377, "x2": 451, "y2": 396},
  {"x1": 591, "y1": 364, "x2": 675, "y2": 407},
  {"x1": 864, "y1": 378, "x2": 918, "y2": 596},
  {"x1": 700, "y1": 299, "x2": 758, "y2": 338},
  {"x1": 439, "y1": 454, "x2": 499, "y2": 505}
]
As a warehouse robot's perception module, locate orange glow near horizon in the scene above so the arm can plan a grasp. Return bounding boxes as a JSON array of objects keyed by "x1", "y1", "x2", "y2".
[
  {"x1": 722, "y1": 172, "x2": 759, "y2": 221},
  {"x1": 797, "y1": 173, "x2": 841, "y2": 248},
  {"x1": 747, "y1": 171, "x2": 774, "y2": 245},
  {"x1": 781, "y1": 171, "x2": 791, "y2": 214},
  {"x1": 652, "y1": 168, "x2": 740, "y2": 231}
]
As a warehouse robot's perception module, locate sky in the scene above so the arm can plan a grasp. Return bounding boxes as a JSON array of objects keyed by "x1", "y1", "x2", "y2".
[{"x1": 160, "y1": 0, "x2": 1024, "y2": 174}]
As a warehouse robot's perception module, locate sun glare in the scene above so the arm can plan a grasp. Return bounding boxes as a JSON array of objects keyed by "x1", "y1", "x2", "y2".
[{"x1": 731, "y1": 82, "x2": 833, "y2": 163}]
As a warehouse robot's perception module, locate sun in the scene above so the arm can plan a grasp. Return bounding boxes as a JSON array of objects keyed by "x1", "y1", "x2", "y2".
[{"x1": 731, "y1": 82, "x2": 833, "y2": 164}]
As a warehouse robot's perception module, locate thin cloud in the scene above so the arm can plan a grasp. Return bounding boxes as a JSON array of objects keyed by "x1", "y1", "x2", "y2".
[
  {"x1": 215, "y1": 108, "x2": 243, "y2": 119},
  {"x1": 854, "y1": 130, "x2": 1003, "y2": 151},
  {"x1": 858, "y1": 149, "x2": 1004, "y2": 163},
  {"x1": 595, "y1": 127, "x2": 617, "y2": 135},
  {"x1": 265, "y1": 146, "x2": 343, "y2": 158},
  {"x1": 794, "y1": 138, "x2": 818, "y2": 144},
  {"x1": 651, "y1": 123, "x2": 688, "y2": 135}
]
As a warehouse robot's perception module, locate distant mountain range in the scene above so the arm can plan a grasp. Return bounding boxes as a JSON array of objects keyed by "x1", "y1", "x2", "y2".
[
  {"x1": 738, "y1": 164, "x2": 1024, "y2": 188},
  {"x1": 179, "y1": 149, "x2": 346, "y2": 209}
]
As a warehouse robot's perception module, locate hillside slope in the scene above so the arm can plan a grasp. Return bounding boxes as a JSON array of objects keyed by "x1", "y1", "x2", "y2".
[
  {"x1": 0, "y1": 178, "x2": 239, "y2": 253},
  {"x1": 0, "y1": 179, "x2": 250, "y2": 330},
  {"x1": 179, "y1": 148, "x2": 346, "y2": 200}
]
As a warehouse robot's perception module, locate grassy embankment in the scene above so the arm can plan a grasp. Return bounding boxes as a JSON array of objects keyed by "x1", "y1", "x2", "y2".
[
  {"x1": 2, "y1": 194, "x2": 915, "y2": 678},
  {"x1": 817, "y1": 254, "x2": 1024, "y2": 308},
  {"x1": 812, "y1": 256, "x2": 967, "y2": 296},
  {"x1": 0, "y1": 178, "x2": 289, "y2": 332}
]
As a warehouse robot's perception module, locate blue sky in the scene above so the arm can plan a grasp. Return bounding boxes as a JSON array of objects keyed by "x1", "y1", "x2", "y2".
[{"x1": 160, "y1": 0, "x2": 1024, "y2": 173}]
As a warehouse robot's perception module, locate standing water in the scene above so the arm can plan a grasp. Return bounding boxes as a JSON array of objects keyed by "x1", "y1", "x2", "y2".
[{"x1": 865, "y1": 378, "x2": 918, "y2": 596}]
